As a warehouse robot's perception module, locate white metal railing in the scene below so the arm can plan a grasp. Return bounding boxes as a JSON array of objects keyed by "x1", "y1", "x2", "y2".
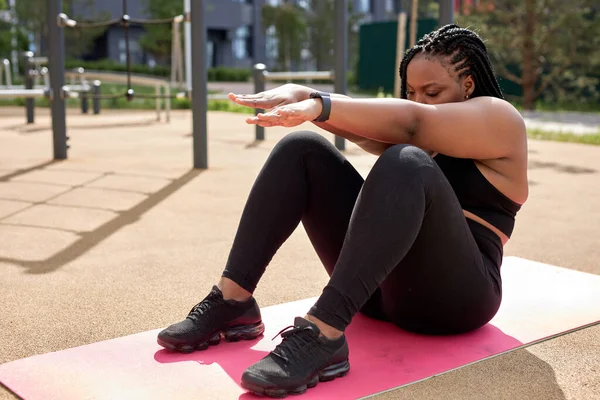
[
  {"x1": 65, "y1": 69, "x2": 172, "y2": 122},
  {"x1": 2, "y1": 59, "x2": 228, "y2": 122},
  {"x1": 263, "y1": 71, "x2": 334, "y2": 81},
  {"x1": 0, "y1": 88, "x2": 48, "y2": 99},
  {"x1": 252, "y1": 64, "x2": 336, "y2": 141},
  {"x1": 0, "y1": 59, "x2": 50, "y2": 100}
]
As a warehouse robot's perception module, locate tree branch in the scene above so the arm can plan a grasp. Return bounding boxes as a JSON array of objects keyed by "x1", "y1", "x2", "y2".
[
  {"x1": 535, "y1": 14, "x2": 567, "y2": 55},
  {"x1": 493, "y1": 56, "x2": 523, "y2": 85},
  {"x1": 535, "y1": 41, "x2": 576, "y2": 97}
]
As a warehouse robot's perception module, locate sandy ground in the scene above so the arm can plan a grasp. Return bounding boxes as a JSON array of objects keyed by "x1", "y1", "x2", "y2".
[{"x1": 0, "y1": 107, "x2": 599, "y2": 400}]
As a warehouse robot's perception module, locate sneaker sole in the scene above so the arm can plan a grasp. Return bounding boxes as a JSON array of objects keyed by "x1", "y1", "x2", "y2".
[
  {"x1": 241, "y1": 359, "x2": 350, "y2": 398},
  {"x1": 157, "y1": 321, "x2": 265, "y2": 353}
]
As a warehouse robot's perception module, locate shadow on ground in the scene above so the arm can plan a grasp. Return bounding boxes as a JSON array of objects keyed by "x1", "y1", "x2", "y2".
[
  {"x1": 0, "y1": 161, "x2": 58, "y2": 182},
  {"x1": 5, "y1": 119, "x2": 161, "y2": 134},
  {"x1": 390, "y1": 347, "x2": 567, "y2": 400},
  {"x1": 0, "y1": 163, "x2": 202, "y2": 275},
  {"x1": 529, "y1": 160, "x2": 596, "y2": 174}
]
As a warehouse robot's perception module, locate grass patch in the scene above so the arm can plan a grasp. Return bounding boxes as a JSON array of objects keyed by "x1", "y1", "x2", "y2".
[
  {"x1": 0, "y1": 83, "x2": 256, "y2": 113},
  {"x1": 207, "y1": 100, "x2": 254, "y2": 114},
  {"x1": 515, "y1": 100, "x2": 600, "y2": 114},
  {"x1": 528, "y1": 128, "x2": 600, "y2": 146}
]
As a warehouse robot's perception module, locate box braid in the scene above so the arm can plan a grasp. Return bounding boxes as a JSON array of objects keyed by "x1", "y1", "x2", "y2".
[{"x1": 399, "y1": 24, "x2": 504, "y2": 100}]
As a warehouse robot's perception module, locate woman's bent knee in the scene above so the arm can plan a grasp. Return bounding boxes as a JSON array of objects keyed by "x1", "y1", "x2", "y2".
[
  {"x1": 272, "y1": 130, "x2": 332, "y2": 155},
  {"x1": 373, "y1": 144, "x2": 436, "y2": 179},
  {"x1": 380, "y1": 144, "x2": 431, "y2": 166}
]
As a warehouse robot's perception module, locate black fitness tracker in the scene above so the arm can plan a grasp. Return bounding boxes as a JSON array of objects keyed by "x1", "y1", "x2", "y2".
[{"x1": 309, "y1": 92, "x2": 331, "y2": 122}]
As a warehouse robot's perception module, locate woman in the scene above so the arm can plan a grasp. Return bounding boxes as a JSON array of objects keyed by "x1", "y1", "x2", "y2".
[{"x1": 157, "y1": 24, "x2": 528, "y2": 397}]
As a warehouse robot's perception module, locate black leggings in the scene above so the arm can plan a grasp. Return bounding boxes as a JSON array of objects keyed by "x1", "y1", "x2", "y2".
[{"x1": 222, "y1": 131, "x2": 503, "y2": 335}]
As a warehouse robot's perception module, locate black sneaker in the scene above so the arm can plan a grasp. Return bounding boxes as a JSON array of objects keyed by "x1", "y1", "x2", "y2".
[
  {"x1": 157, "y1": 285, "x2": 265, "y2": 353},
  {"x1": 241, "y1": 317, "x2": 350, "y2": 398}
]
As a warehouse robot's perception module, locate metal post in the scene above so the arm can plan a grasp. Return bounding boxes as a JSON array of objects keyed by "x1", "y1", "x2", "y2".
[
  {"x1": 48, "y1": 0, "x2": 68, "y2": 159},
  {"x1": 439, "y1": 0, "x2": 454, "y2": 25},
  {"x1": 191, "y1": 0, "x2": 208, "y2": 169},
  {"x1": 0, "y1": 59, "x2": 10, "y2": 86},
  {"x1": 253, "y1": 63, "x2": 266, "y2": 141},
  {"x1": 252, "y1": 0, "x2": 266, "y2": 64},
  {"x1": 23, "y1": 52, "x2": 34, "y2": 124},
  {"x1": 92, "y1": 80, "x2": 101, "y2": 114},
  {"x1": 334, "y1": 0, "x2": 347, "y2": 151},
  {"x1": 184, "y1": 0, "x2": 192, "y2": 93},
  {"x1": 166, "y1": 84, "x2": 171, "y2": 123},
  {"x1": 41, "y1": 67, "x2": 49, "y2": 88},
  {"x1": 155, "y1": 84, "x2": 161, "y2": 121},
  {"x1": 81, "y1": 88, "x2": 89, "y2": 114}
]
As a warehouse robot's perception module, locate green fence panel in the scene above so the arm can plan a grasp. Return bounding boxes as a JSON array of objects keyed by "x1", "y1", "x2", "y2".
[
  {"x1": 357, "y1": 19, "x2": 522, "y2": 98},
  {"x1": 358, "y1": 18, "x2": 438, "y2": 94}
]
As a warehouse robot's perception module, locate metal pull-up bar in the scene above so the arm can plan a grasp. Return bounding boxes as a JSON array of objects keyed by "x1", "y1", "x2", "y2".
[{"x1": 41, "y1": 0, "x2": 210, "y2": 167}]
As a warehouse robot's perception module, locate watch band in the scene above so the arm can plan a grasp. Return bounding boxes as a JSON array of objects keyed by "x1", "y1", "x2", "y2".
[{"x1": 309, "y1": 92, "x2": 331, "y2": 122}]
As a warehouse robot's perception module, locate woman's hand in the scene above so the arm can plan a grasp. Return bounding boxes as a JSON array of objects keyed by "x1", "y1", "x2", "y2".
[
  {"x1": 228, "y1": 84, "x2": 309, "y2": 110},
  {"x1": 244, "y1": 99, "x2": 323, "y2": 128}
]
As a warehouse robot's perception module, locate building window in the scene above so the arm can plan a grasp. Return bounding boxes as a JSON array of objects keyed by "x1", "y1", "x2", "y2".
[
  {"x1": 233, "y1": 26, "x2": 250, "y2": 60},
  {"x1": 118, "y1": 38, "x2": 141, "y2": 64},
  {"x1": 357, "y1": 0, "x2": 371, "y2": 13},
  {"x1": 266, "y1": 25, "x2": 278, "y2": 63},
  {"x1": 385, "y1": 0, "x2": 394, "y2": 12},
  {"x1": 207, "y1": 41, "x2": 214, "y2": 68}
]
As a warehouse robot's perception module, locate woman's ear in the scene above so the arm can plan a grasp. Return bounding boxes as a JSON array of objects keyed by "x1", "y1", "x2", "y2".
[{"x1": 463, "y1": 75, "x2": 475, "y2": 99}]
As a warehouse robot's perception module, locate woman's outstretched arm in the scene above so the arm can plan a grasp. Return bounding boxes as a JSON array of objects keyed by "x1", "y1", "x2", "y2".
[
  {"x1": 229, "y1": 85, "x2": 394, "y2": 155},
  {"x1": 251, "y1": 95, "x2": 526, "y2": 160}
]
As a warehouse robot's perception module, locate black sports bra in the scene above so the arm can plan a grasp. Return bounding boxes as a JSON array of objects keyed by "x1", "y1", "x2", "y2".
[{"x1": 434, "y1": 154, "x2": 522, "y2": 238}]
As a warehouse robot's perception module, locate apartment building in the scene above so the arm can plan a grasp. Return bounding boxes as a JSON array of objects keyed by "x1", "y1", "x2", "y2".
[{"x1": 73, "y1": 0, "x2": 397, "y2": 69}]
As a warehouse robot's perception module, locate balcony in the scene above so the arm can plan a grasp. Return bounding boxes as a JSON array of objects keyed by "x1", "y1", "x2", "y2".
[{"x1": 69, "y1": 0, "x2": 253, "y2": 30}]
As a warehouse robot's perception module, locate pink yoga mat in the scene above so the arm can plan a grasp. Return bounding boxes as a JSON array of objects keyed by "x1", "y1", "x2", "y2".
[{"x1": 1, "y1": 256, "x2": 599, "y2": 400}]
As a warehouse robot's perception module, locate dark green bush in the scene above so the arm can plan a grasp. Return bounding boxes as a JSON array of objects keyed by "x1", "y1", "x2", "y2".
[
  {"x1": 64, "y1": 59, "x2": 250, "y2": 82},
  {"x1": 65, "y1": 59, "x2": 168, "y2": 77},
  {"x1": 207, "y1": 66, "x2": 251, "y2": 82}
]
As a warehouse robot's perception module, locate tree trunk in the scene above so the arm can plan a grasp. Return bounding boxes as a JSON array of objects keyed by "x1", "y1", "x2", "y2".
[{"x1": 521, "y1": 0, "x2": 536, "y2": 110}]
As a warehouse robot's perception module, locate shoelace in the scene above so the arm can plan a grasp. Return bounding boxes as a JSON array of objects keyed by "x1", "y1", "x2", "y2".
[
  {"x1": 270, "y1": 325, "x2": 319, "y2": 364},
  {"x1": 187, "y1": 291, "x2": 222, "y2": 322}
]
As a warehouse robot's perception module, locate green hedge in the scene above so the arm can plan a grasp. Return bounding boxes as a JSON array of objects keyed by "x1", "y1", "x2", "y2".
[
  {"x1": 207, "y1": 66, "x2": 251, "y2": 82},
  {"x1": 64, "y1": 59, "x2": 251, "y2": 82}
]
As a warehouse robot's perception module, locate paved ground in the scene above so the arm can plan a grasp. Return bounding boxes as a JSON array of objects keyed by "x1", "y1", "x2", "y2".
[
  {"x1": 208, "y1": 81, "x2": 600, "y2": 135},
  {"x1": 1, "y1": 107, "x2": 599, "y2": 400}
]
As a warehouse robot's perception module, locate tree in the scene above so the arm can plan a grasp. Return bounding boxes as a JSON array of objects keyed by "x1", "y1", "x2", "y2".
[
  {"x1": 262, "y1": 1, "x2": 307, "y2": 71},
  {"x1": 306, "y1": 0, "x2": 364, "y2": 72},
  {"x1": 14, "y1": 0, "x2": 45, "y2": 56},
  {"x1": 398, "y1": 0, "x2": 439, "y2": 18},
  {"x1": 306, "y1": 0, "x2": 332, "y2": 71},
  {"x1": 0, "y1": 0, "x2": 11, "y2": 58},
  {"x1": 457, "y1": 0, "x2": 600, "y2": 109},
  {"x1": 15, "y1": 0, "x2": 108, "y2": 60},
  {"x1": 139, "y1": 0, "x2": 183, "y2": 64}
]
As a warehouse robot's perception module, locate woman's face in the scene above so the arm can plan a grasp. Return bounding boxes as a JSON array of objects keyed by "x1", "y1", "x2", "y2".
[{"x1": 405, "y1": 54, "x2": 474, "y2": 105}]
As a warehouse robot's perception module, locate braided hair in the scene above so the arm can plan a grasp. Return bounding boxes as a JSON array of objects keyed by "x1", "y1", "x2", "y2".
[{"x1": 399, "y1": 24, "x2": 504, "y2": 100}]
